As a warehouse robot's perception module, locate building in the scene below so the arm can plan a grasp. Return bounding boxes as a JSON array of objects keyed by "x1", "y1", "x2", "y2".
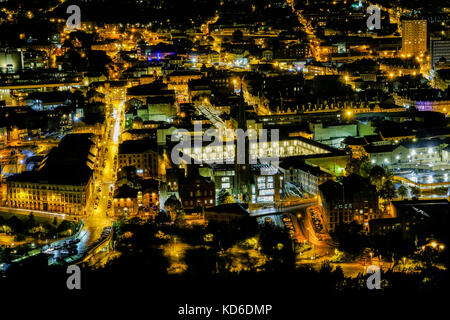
[
  {"x1": 112, "y1": 181, "x2": 159, "y2": 218},
  {"x1": 401, "y1": 19, "x2": 427, "y2": 57},
  {"x1": 136, "y1": 96, "x2": 176, "y2": 122},
  {"x1": 114, "y1": 167, "x2": 159, "y2": 217},
  {"x1": 279, "y1": 157, "x2": 332, "y2": 196},
  {"x1": 363, "y1": 144, "x2": 406, "y2": 166},
  {"x1": 309, "y1": 122, "x2": 358, "y2": 148},
  {"x1": 319, "y1": 174, "x2": 380, "y2": 232},
  {"x1": 179, "y1": 173, "x2": 215, "y2": 209},
  {"x1": 118, "y1": 139, "x2": 159, "y2": 178},
  {"x1": 363, "y1": 138, "x2": 446, "y2": 167},
  {"x1": 371, "y1": 199, "x2": 450, "y2": 242},
  {"x1": 0, "y1": 49, "x2": 24, "y2": 74},
  {"x1": 6, "y1": 134, "x2": 97, "y2": 217},
  {"x1": 250, "y1": 164, "x2": 284, "y2": 204},
  {"x1": 430, "y1": 37, "x2": 450, "y2": 70}
]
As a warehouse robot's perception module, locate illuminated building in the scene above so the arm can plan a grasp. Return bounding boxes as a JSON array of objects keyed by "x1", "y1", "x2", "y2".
[
  {"x1": 179, "y1": 135, "x2": 333, "y2": 164},
  {"x1": 429, "y1": 37, "x2": 450, "y2": 70},
  {"x1": 6, "y1": 134, "x2": 97, "y2": 217},
  {"x1": 309, "y1": 122, "x2": 357, "y2": 148},
  {"x1": 401, "y1": 19, "x2": 427, "y2": 57},
  {"x1": 250, "y1": 164, "x2": 284, "y2": 204},
  {"x1": 118, "y1": 139, "x2": 159, "y2": 178},
  {"x1": 279, "y1": 158, "x2": 332, "y2": 196},
  {"x1": 113, "y1": 183, "x2": 159, "y2": 217}
]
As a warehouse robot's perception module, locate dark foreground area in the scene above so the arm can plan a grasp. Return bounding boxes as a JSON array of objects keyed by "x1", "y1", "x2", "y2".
[{"x1": 1, "y1": 258, "x2": 448, "y2": 319}]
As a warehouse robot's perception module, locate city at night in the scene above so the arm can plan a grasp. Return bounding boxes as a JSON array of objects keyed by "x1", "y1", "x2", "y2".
[{"x1": 0, "y1": 0, "x2": 449, "y2": 316}]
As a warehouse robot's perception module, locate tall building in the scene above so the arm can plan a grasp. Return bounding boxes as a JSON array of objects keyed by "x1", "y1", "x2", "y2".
[
  {"x1": 402, "y1": 19, "x2": 427, "y2": 57},
  {"x1": 430, "y1": 37, "x2": 450, "y2": 69}
]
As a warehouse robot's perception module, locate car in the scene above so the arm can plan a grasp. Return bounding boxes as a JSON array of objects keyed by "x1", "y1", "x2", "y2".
[{"x1": 43, "y1": 247, "x2": 55, "y2": 254}]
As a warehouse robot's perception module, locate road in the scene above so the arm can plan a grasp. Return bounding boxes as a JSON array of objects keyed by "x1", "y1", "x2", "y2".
[
  {"x1": 48, "y1": 88, "x2": 125, "y2": 264},
  {"x1": 252, "y1": 199, "x2": 333, "y2": 249},
  {"x1": 287, "y1": 0, "x2": 321, "y2": 61}
]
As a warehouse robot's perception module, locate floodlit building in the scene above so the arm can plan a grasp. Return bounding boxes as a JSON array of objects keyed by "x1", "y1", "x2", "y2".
[
  {"x1": 6, "y1": 134, "x2": 97, "y2": 217},
  {"x1": 401, "y1": 19, "x2": 427, "y2": 57}
]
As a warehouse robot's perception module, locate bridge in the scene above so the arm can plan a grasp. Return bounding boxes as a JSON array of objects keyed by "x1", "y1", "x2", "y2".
[{"x1": 394, "y1": 175, "x2": 450, "y2": 190}]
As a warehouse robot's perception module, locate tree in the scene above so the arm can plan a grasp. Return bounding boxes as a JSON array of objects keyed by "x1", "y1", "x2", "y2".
[
  {"x1": 370, "y1": 231, "x2": 415, "y2": 269},
  {"x1": 259, "y1": 224, "x2": 296, "y2": 271},
  {"x1": 333, "y1": 222, "x2": 368, "y2": 256},
  {"x1": 164, "y1": 195, "x2": 181, "y2": 221},
  {"x1": 7, "y1": 216, "x2": 24, "y2": 234},
  {"x1": 379, "y1": 180, "x2": 397, "y2": 201},
  {"x1": 174, "y1": 210, "x2": 186, "y2": 227},
  {"x1": 345, "y1": 156, "x2": 372, "y2": 177},
  {"x1": 217, "y1": 189, "x2": 234, "y2": 205},
  {"x1": 369, "y1": 165, "x2": 386, "y2": 190},
  {"x1": 359, "y1": 157, "x2": 373, "y2": 178},
  {"x1": 206, "y1": 218, "x2": 257, "y2": 253},
  {"x1": 345, "y1": 157, "x2": 361, "y2": 176},
  {"x1": 25, "y1": 213, "x2": 37, "y2": 231},
  {"x1": 232, "y1": 29, "x2": 243, "y2": 42},
  {"x1": 397, "y1": 185, "x2": 408, "y2": 199},
  {"x1": 155, "y1": 211, "x2": 171, "y2": 224},
  {"x1": 410, "y1": 186, "x2": 420, "y2": 198}
]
